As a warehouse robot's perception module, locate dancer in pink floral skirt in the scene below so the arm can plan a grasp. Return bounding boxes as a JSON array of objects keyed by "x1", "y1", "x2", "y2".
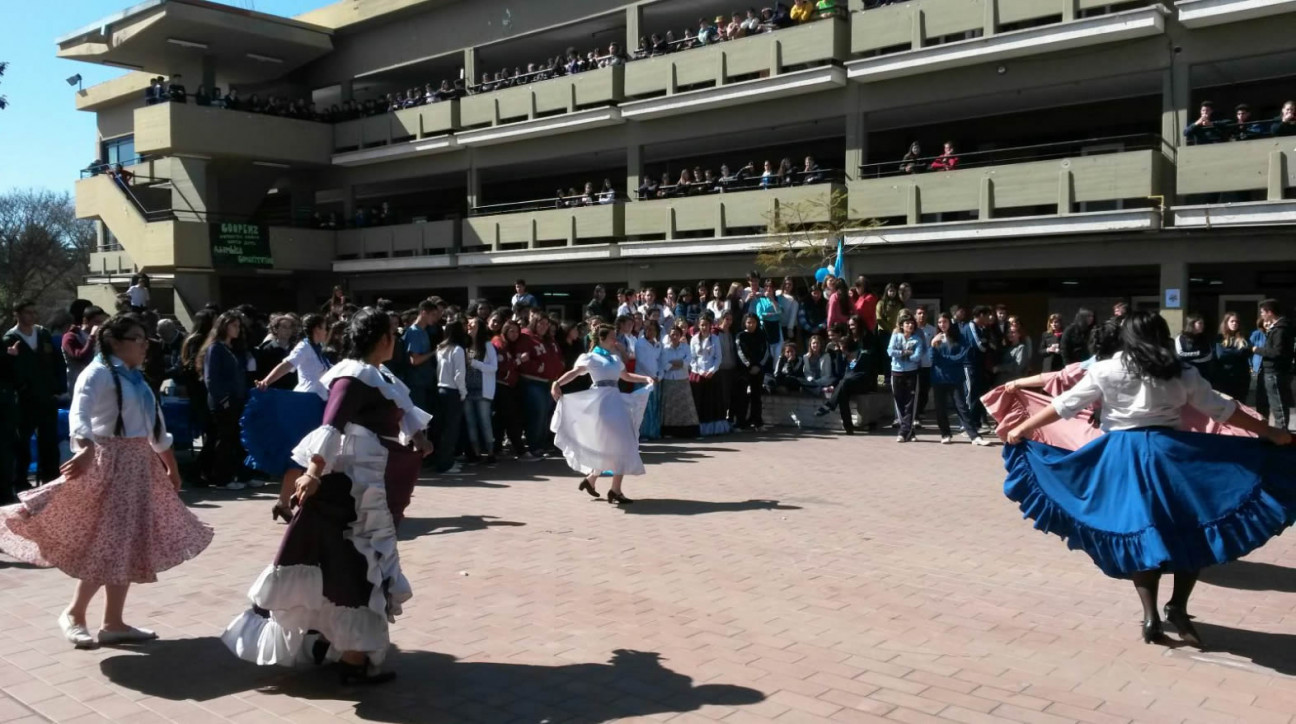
[{"x1": 0, "y1": 314, "x2": 213, "y2": 649}]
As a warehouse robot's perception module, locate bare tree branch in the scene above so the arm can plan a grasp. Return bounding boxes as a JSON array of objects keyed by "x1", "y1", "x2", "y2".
[
  {"x1": 755, "y1": 187, "x2": 881, "y2": 284},
  {"x1": 0, "y1": 188, "x2": 95, "y2": 327}
]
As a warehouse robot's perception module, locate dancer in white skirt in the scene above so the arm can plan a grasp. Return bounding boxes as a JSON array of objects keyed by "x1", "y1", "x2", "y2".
[{"x1": 550, "y1": 324, "x2": 655, "y2": 505}]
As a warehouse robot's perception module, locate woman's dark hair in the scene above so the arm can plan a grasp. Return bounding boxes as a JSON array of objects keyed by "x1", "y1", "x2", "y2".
[
  {"x1": 302, "y1": 313, "x2": 327, "y2": 338},
  {"x1": 936, "y1": 312, "x2": 964, "y2": 345},
  {"x1": 439, "y1": 317, "x2": 470, "y2": 350},
  {"x1": 344, "y1": 307, "x2": 392, "y2": 360},
  {"x1": 1182, "y1": 312, "x2": 1204, "y2": 335},
  {"x1": 96, "y1": 314, "x2": 163, "y2": 442},
  {"x1": 197, "y1": 311, "x2": 243, "y2": 374},
  {"x1": 1120, "y1": 311, "x2": 1182, "y2": 381},
  {"x1": 467, "y1": 318, "x2": 489, "y2": 360},
  {"x1": 1073, "y1": 307, "x2": 1095, "y2": 328},
  {"x1": 1088, "y1": 316, "x2": 1124, "y2": 360}
]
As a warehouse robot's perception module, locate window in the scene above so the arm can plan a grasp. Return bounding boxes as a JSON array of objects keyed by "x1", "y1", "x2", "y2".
[{"x1": 102, "y1": 135, "x2": 136, "y2": 166}]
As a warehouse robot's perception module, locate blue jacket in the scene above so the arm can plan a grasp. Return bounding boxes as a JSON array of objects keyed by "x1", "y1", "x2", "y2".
[
  {"x1": 204, "y1": 342, "x2": 248, "y2": 408},
  {"x1": 931, "y1": 337, "x2": 972, "y2": 386},
  {"x1": 887, "y1": 332, "x2": 925, "y2": 373},
  {"x1": 1250, "y1": 329, "x2": 1267, "y2": 373}
]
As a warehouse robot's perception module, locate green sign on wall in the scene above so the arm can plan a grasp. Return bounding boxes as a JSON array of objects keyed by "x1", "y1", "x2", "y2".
[{"x1": 210, "y1": 222, "x2": 273, "y2": 268}]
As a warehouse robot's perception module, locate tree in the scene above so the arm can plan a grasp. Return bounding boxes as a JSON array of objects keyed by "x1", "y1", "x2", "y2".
[
  {"x1": 0, "y1": 61, "x2": 8, "y2": 110},
  {"x1": 0, "y1": 189, "x2": 96, "y2": 327},
  {"x1": 754, "y1": 186, "x2": 880, "y2": 282}
]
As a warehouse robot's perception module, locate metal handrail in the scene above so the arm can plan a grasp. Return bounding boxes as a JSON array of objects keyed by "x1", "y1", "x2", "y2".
[
  {"x1": 638, "y1": 168, "x2": 844, "y2": 199},
  {"x1": 471, "y1": 193, "x2": 623, "y2": 216},
  {"x1": 468, "y1": 55, "x2": 617, "y2": 94},
  {"x1": 859, "y1": 134, "x2": 1166, "y2": 179}
]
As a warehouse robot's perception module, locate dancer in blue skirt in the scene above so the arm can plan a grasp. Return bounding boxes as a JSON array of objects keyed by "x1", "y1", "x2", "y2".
[{"x1": 1003, "y1": 311, "x2": 1295, "y2": 647}]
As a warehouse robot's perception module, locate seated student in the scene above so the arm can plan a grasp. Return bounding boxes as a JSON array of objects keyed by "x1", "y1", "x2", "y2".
[
  {"x1": 801, "y1": 334, "x2": 836, "y2": 394},
  {"x1": 815, "y1": 338, "x2": 881, "y2": 434},
  {"x1": 770, "y1": 342, "x2": 804, "y2": 393}
]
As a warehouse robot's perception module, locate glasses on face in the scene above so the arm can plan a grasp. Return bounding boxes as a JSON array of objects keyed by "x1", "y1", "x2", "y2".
[{"x1": 121, "y1": 334, "x2": 147, "y2": 343}]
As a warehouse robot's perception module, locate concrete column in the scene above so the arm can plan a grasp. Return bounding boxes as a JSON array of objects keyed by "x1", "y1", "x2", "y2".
[
  {"x1": 845, "y1": 85, "x2": 866, "y2": 176},
  {"x1": 1161, "y1": 54, "x2": 1190, "y2": 151},
  {"x1": 172, "y1": 272, "x2": 220, "y2": 330},
  {"x1": 339, "y1": 79, "x2": 354, "y2": 102},
  {"x1": 1159, "y1": 258, "x2": 1188, "y2": 332},
  {"x1": 169, "y1": 157, "x2": 212, "y2": 222},
  {"x1": 463, "y1": 48, "x2": 477, "y2": 86},
  {"x1": 626, "y1": 124, "x2": 643, "y2": 201},
  {"x1": 201, "y1": 55, "x2": 217, "y2": 95},
  {"x1": 627, "y1": 5, "x2": 643, "y2": 52},
  {"x1": 466, "y1": 157, "x2": 482, "y2": 211}
]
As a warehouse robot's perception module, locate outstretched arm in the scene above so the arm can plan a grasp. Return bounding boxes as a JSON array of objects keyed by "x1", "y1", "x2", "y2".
[
  {"x1": 256, "y1": 359, "x2": 295, "y2": 390},
  {"x1": 620, "y1": 369, "x2": 654, "y2": 386}
]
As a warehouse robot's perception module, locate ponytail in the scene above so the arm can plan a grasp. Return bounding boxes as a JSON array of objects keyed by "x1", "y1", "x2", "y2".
[{"x1": 589, "y1": 323, "x2": 614, "y2": 352}]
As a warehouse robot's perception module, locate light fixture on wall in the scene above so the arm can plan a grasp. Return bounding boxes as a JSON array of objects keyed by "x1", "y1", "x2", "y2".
[
  {"x1": 167, "y1": 38, "x2": 208, "y2": 49},
  {"x1": 996, "y1": 65, "x2": 1007, "y2": 75},
  {"x1": 66, "y1": 74, "x2": 83, "y2": 91},
  {"x1": 247, "y1": 52, "x2": 283, "y2": 64}
]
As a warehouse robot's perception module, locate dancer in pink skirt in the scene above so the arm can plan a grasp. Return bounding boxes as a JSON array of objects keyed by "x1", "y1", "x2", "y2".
[{"x1": 0, "y1": 315, "x2": 213, "y2": 649}]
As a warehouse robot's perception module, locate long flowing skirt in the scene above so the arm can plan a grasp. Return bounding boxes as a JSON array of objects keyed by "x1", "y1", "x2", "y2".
[
  {"x1": 0, "y1": 438, "x2": 212, "y2": 585},
  {"x1": 660, "y1": 378, "x2": 700, "y2": 438},
  {"x1": 222, "y1": 426, "x2": 416, "y2": 666},
  {"x1": 692, "y1": 375, "x2": 731, "y2": 436},
  {"x1": 639, "y1": 384, "x2": 662, "y2": 440},
  {"x1": 981, "y1": 386, "x2": 1260, "y2": 450},
  {"x1": 1003, "y1": 429, "x2": 1296, "y2": 578},
  {"x1": 551, "y1": 386, "x2": 649, "y2": 476},
  {"x1": 241, "y1": 389, "x2": 327, "y2": 477}
]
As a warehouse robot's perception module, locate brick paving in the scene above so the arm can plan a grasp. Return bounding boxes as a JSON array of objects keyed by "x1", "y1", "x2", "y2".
[{"x1": 1, "y1": 430, "x2": 1295, "y2": 723}]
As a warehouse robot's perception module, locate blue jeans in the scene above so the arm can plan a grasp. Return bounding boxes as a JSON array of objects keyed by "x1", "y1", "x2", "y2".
[
  {"x1": 463, "y1": 396, "x2": 494, "y2": 454},
  {"x1": 520, "y1": 378, "x2": 554, "y2": 453}
]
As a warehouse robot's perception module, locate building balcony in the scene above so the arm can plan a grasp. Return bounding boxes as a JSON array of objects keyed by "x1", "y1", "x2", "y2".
[
  {"x1": 134, "y1": 102, "x2": 333, "y2": 166},
  {"x1": 459, "y1": 66, "x2": 624, "y2": 130},
  {"x1": 625, "y1": 182, "x2": 843, "y2": 239},
  {"x1": 1176, "y1": 0, "x2": 1296, "y2": 27},
  {"x1": 848, "y1": 1, "x2": 1165, "y2": 82},
  {"x1": 1173, "y1": 138, "x2": 1296, "y2": 227},
  {"x1": 623, "y1": 18, "x2": 849, "y2": 112},
  {"x1": 848, "y1": 139, "x2": 1168, "y2": 234},
  {"x1": 463, "y1": 202, "x2": 624, "y2": 251},
  {"x1": 88, "y1": 249, "x2": 136, "y2": 277},
  {"x1": 335, "y1": 221, "x2": 459, "y2": 260},
  {"x1": 333, "y1": 102, "x2": 459, "y2": 152}
]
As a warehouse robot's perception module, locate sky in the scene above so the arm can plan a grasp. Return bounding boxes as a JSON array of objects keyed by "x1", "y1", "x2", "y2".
[{"x1": 0, "y1": 0, "x2": 326, "y2": 196}]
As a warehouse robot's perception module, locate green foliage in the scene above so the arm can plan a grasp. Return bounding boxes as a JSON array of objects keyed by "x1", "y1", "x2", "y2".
[{"x1": 755, "y1": 186, "x2": 879, "y2": 282}]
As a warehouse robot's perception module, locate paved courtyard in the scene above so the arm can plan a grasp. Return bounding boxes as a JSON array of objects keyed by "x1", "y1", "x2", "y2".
[{"x1": 1, "y1": 431, "x2": 1295, "y2": 723}]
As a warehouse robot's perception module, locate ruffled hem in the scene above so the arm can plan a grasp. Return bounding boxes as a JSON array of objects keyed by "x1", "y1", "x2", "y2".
[
  {"x1": 1003, "y1": 441, "x2": 1296, "y2": 578},
  {"x1": 321, "y1": 360, "x2": 431, "y2": 441},
  {"x1": 290, "y1": 425, "x2": 345, "y2": 473}
]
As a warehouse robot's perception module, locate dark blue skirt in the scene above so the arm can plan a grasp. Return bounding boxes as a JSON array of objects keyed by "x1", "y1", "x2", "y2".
[
  {"x1": 1003, "y1": 429, "x2": 1296, "y2": 578},
  {"x1": 240, "y1": 389, "x2": 326, "y2": 478}
]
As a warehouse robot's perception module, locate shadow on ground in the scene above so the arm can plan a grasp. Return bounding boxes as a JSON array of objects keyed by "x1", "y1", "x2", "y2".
[
  {"x1": 1200, "y1": 560, "x2": 1296, "y2": 593},
  {"x1": 100, "y1": 638, "x2": 764, "y2": 723},
  {"x1": 618, "y1": 499, "x2": 802, "y2": 516},
  {"x1": 1190, "y1": 623, "x2": 1296, "y2": 676},
  {"x1": 399, "y1": 515, "x2": 525, "y2": 540}
]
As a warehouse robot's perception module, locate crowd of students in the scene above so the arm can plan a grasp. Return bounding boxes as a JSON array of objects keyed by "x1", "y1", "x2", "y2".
[{"x1": 5, "y1": 272, "x2": 1292, "y2": 500}]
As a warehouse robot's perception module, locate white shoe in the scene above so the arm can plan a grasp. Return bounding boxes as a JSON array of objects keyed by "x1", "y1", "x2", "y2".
[
  {"x1": 973, "y1": 437, "x2": 993, "y2": 447},
  {"x1": 59, "y1": 614, "x2": 97, "y2": 649},
  {"x1": 220, "y1": 482, "x2": 246, "y2": 491},
  {"x1": 940, "y1": 436, "x2": 952, "y2": 445},
  {"x1": 245, "y1": 479, "x2": 267, "y2": 489},
  {"x1": 895, "y1": 434, "x2": 906, "y2": 443},
  {"x1": 97, "y1": 626, "x2": 158, "y2": 645},
  {"x1": 443, "y1": 464, "x2": 464, "y2": 475}
]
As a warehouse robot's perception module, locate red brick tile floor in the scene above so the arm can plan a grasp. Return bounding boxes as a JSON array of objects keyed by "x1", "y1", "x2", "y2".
[{"x1": 1, "y1": 430, "x2": 1294, "y2": 723}]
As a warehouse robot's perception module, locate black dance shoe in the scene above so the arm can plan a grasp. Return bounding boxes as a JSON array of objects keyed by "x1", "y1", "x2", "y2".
[
  {"x1": 578, "y1": 479, "x2": 600, "y2": 498},
  {"x1": 271, "y1": 503, "x2": 293, "y2": 523},
  {"x1": 1163, "y1": 604, "x2": 1203, "y2": 648},
  {"x1": 606, "y1": 490, "x2": 634, "y2": 505},
  {"x1": 1141, "y1": 617, "x2": 1165, "y2": 644}
]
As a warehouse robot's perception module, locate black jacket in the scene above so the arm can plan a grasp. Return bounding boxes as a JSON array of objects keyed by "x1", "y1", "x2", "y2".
[
  {"x1": 1060, "y1": 323, "x2": 1091, "y2": 365},
  {"x1": 1258, "y1": 317, "x2": 1293, "y2": 374},
  {"x1": 735, "y1": 329, "x2": 770, "y2": 371}
]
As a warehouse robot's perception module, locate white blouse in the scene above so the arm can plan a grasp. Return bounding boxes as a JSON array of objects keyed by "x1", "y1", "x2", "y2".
[
  {"x1": 436, "y1": 345, "x2": 467, "y2": 399},
  {"x1": 286, "y1": 339, "x2": 331, "y2": 400},
  {"x1": 1052, "y1": 353, "x2": 1236, "y2": 432},
  {"x1": 633, "y1": 337, "x2": 663, "y2": 379},
  {"x1": 70, "y1": 356, "x2": 173, "y2": 453},
  {"x1": 659, "y1": 342, "x2": 692, "y2": 382}
]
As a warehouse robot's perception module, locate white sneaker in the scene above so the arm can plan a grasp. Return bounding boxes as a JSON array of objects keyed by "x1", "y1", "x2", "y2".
[
  {"x1": 59, "y1": 614, "x2": 97, "y2": 650},
  {"x1": 443, "y1": 464, "x2": 464, "y2": 475},
  {"x1": 244, "y1": 479, "x2": 267, "y2": 489},
  {"x1": 973, "y1": 437, "x2": 993, "y2": 447},
  {"x1": 221, "y1": 482, "x2": 246, "y2": 491},
  {"x1": 895, "y1": 434, "x2": 906, "y2": 443},
  {"x1": 940, "y1": 436, "x2": 952, "y2": 444}
]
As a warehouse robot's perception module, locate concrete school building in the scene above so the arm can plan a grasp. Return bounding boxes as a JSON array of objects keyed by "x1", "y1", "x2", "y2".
[{"x1": 64, "y1": 0, "x2": 1296, "y2": 331}]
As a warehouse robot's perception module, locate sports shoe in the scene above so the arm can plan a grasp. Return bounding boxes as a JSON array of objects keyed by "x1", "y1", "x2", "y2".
[
  {"x1": 220, "y1": 482, "x2": 246, "y2": 491},
  {"x1": 973, "y1": 437, "x2": 993, "y2": 447},
  {"x1": 895, "y1": 434, "x2": 906, "y2": 443},
  {"x1": 245, "y1": 479, "x2": 267, "y2": 489},
  {"x1": 940, "y1": 436, "x2": 952, "y2": 444},
  {"x1": 442, "y1": 464, "x2": 464, "y2": 475}
]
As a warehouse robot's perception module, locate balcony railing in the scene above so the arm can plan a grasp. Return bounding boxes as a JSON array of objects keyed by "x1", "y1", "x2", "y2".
[
  {"x1": 851, "y1": 0, "x2": 1155, "y2": 56},
  {"x1": 624, "y1": 17, "x2": 848, "y2": 98},
  {"x1": 626, "y1": 181, "x2": 843, "y2": 239},
  {"x1": 1177, "y1": 137, "x2": 1296, "y2": 200},
  {"x1": 849, "y1": 135, "x2": 1168, "y2": 222},
  {"x1": 459, "y1": 65, "x2": 624, "y2": 128},
  {"x1": 333, "y1": 101, "x2": 459, "y2": 151},
  {"x1": 463, "y1": 203, "x2": 624, "y2": 250},
  {"x1": 133, "y1": 102, "x2": 333, "y2": 165},
  {"x1": 335, "y1": 220, "x2": 460, "y2": 259}
]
